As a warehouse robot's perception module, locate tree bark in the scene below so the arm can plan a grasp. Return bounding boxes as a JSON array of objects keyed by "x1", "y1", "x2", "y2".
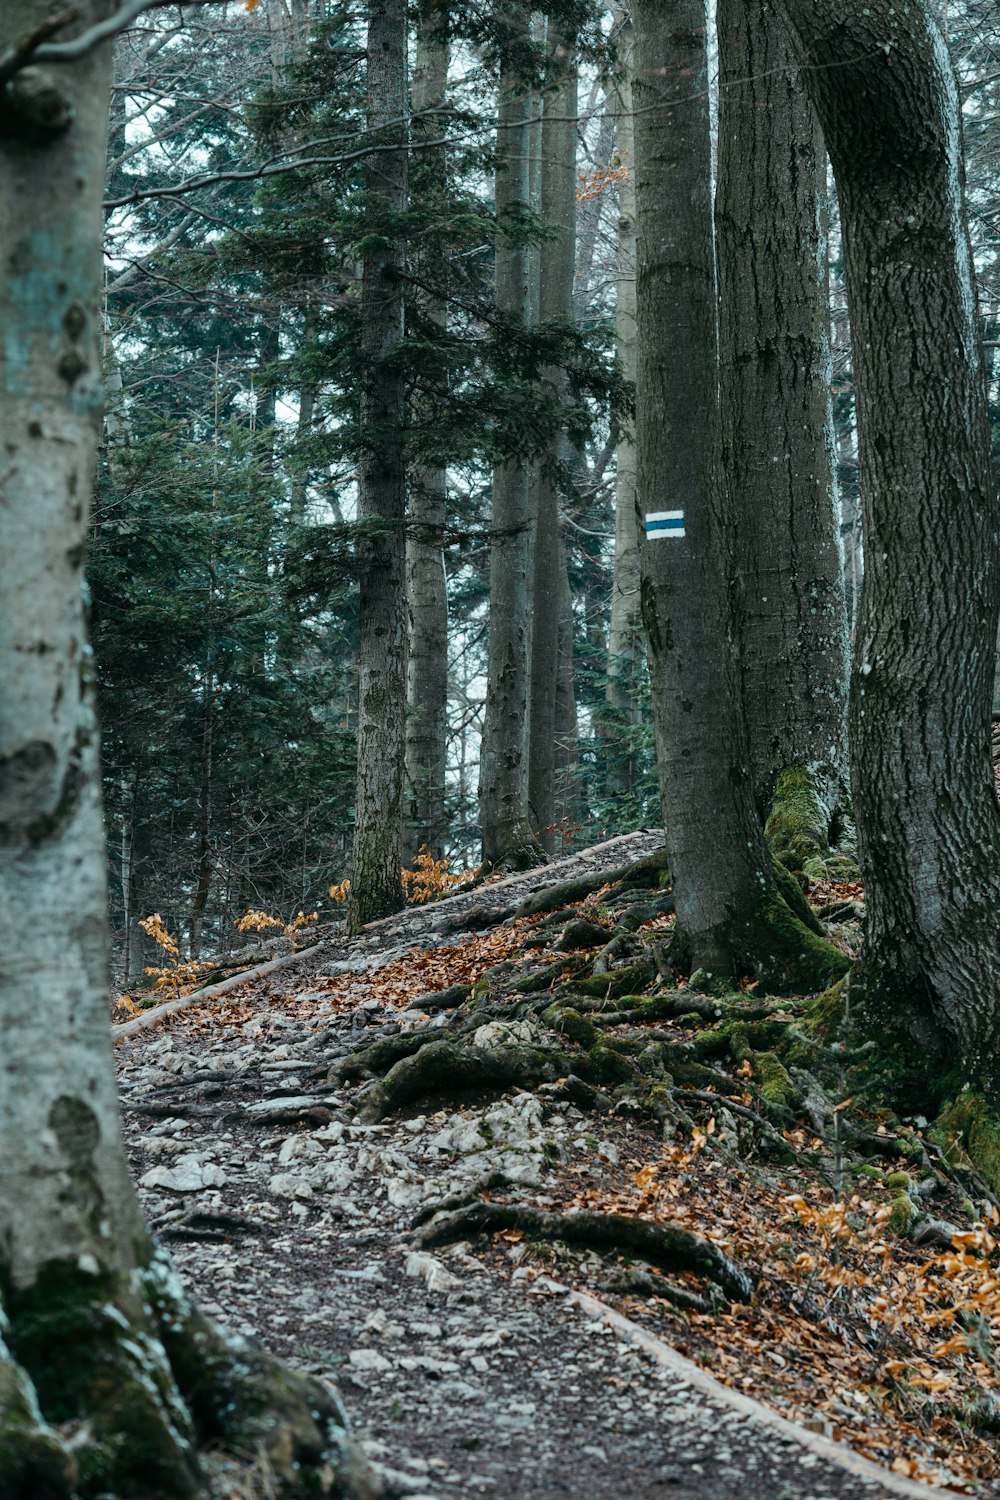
[
  {"x1": 529, "y1": 24, "x2": 578, "y2": 850},
  {"x1": 632, "y1": 0, "x2": 844, "y2": 987},
  {"x1": 604, "y1": 10, "x2": 644, "y2": 801},
  {"x1": 348, "y1": 0, "x2": 409, "y2": 931},
  {"x1": 0, "y1": 7, "x2": 370, "y2": 1495},
  {"x1": 478, "y1": 11, "x2": 546, "y2": 871},
  {"x1": 404, "y1": 0, "x2": 450, "y2": 863},
  {"x1": 776, "y1": 0, "x2": 1000, "y2": 1087},
  {"x1": 715, "y1": 0, "x2": 849, "y2": 870}
]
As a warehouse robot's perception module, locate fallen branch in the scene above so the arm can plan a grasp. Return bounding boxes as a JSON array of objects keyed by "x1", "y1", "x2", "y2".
[
  {"x1": 111, "y1": 942, "x2": 323, "y2": 1040},
  {"x1": 414, "y1": 1201, "x2": 753, "y2": 1302}
]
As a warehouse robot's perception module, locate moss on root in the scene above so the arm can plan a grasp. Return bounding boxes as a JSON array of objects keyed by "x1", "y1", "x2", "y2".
[
  {"x1": 0, "y1": 1334, "x2": 77, "y2": 1500},
  {"x1": 0, "y1": 1250, "x2": 371, "y2": 1500},
  {"x1": 935, "y1": 1093, "x2": 1000, "y2": 1196},
  {"x1": 764, "y1": 766, "x2": 833, "y2": 876},
  {"x1": 736, "y1": 879, "x2": 849, "y2": 994},
  {"x1": 3, "y1": 1259, "x2": 202, "y2": 1500}
]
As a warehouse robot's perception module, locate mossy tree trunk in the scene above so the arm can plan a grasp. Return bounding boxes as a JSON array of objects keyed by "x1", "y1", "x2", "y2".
[
  {"x1": 631, "y1": 0, "x2": 844, "y2": 990},
  {"x1": 776, "y1": 0, "x2": 1000, "y2": 1087},
  {"x1": 347, "y1": 0, "x2": 409, "y2": 932},
  {"x1": 715, "y1": 0, "x2": 850, "y2": 873},
  {"x1": 0, "y1": 7, "x2": 369, "y2": 1495}
]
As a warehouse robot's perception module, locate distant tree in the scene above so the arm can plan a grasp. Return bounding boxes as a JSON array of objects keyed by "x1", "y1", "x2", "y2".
[
  {"x1": 478, "y1": 6, "x2": 547, "y2": 870},
  {"x1": 528, "y1": 17, "x2": 579, "y2": 849},
  {"x1": 347, "y1": 0, "x2": 410, "y2": 930},
  {"x1": 602, "y1": 8, "x2": 645, "y2": 803},
  {"x1": 404, "y1": 0, "x2": 450, "y2": 862},
  {"x1": 0, "y1": 5, "x2": 369, "y2": 1494}
]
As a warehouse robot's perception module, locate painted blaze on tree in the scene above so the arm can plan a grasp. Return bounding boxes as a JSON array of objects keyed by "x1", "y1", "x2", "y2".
[{"x1": 0, "y1": 4, "x2": 371, "y2": 1496}]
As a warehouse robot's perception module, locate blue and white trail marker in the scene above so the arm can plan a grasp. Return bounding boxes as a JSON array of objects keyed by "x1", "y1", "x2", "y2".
[{"x1": 645, "y1": 509, "x2": 685, "y2": 539}]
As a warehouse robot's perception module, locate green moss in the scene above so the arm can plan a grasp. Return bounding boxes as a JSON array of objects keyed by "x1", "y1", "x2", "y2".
[
  {"x1": 3, "y1": 1258, "x2": 201, "y2": 1499},
  {"x1": 884, "y1": 1171, "x2": 911, "y2": 1190},
  {"x1": 805, "y1": 976, "x2": 848, "y2": 1044},
  {"x1": 764, "y1": 766, "x2": 831, "y2": 875},
  {"x1": 572, "y1": 961, "x2": 655, "y2": 998},
  {"x1": 541, "y1": 1005, "x2": 598, "y2": 1047},
  {"x1": 887, "y1": 1194, "x2": 914, "y2": 1236},
  {"x1": 737, "y1": 880, "x2": 849, "y2": 995},
  {"x1": 577, "y1": 1044, "x2": 635, "y2": 1088},
  {"x1": 755, "y1": 1052, "x2": 799, "y2": 1114},
  {"x1": 850, "y1": 1163, "x2": 883, "y2": 1181},
  {"x1": 936, "y1": 1092, "x2": 1000, "y2": 1195}
]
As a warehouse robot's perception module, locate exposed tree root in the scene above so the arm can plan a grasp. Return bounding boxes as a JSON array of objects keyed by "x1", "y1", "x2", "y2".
[
  {"x1": 414, "y1": 1202, "x2": 753, "y2": 1302},
  {"x1": 352, "y1": 1038, "x2": 573, "y2": 1123},
  {"x1": 514, "y1": 848, "x2": 669, "y2": 918},
  {"x1": 597, "y1": 1266, "x2": 719, "y2": 1312},
  {"x1": 0, "y1": 1248, "x2": 374, "y2": 1500}
]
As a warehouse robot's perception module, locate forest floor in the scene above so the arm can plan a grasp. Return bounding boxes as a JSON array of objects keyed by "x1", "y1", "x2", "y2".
[{"x1": 113, "y1": 830, "x2": 1000, "y2": 1500}]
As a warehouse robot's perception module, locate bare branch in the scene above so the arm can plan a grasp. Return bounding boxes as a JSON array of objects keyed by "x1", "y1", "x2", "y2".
[{"x1": 0, "y1": 0, "x2": 232, "y2": 85}]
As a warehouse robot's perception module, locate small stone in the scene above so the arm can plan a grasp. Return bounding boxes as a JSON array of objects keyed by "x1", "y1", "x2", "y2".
[
  {"x1": 269, "y1": 1172, "x2": 314, "y2": 1200},
  {"x1": 349, "y1": 1348, "x2": 392, "y2": 1373},
  {"x1": 140, "y1": 1158, "x2": 227, "y2": 1193}
]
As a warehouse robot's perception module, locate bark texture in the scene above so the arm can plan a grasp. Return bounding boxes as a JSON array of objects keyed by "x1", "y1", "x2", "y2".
[
  {"x1": 0, "y1": 7, "x2": 369, "y2": 1495},
  {"x1": 776, "y1": 0, "x2": 1000, "y2": 1086},
  {"x1": 632, "y1": 0, "x2": 844, "y2": 986},
  {"x1": 528, "y1": 25, "x2": 578, "y2": 849},
  {"x1": 404, "y1": 0, "x2": 450, "y2": 862},
  {"x1": 479, "y1": 13, "x2": 545, "y2": 871},
  {"x1": 348, "y1": 0, "x2": 409, "y2": 930},
  {"x1": 604, "y1": 11, "x2": 644, "y2": 798},
  {"x1": 715, "y1": 0, "x2": 849, "y2": 855}
]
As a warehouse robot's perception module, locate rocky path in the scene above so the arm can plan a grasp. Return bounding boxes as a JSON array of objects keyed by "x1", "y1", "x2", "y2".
[{"x1": 115, "y1": 833, "x2": 942, "y2": 1500}]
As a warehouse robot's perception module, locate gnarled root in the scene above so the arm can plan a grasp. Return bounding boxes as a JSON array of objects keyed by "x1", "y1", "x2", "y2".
[
  {"x1": 352, "y1": 1038, "x2": 571, "y2": 1122},
  {"x1": 414, "y1": 1201, "x2": 753, "y2": 1302}
]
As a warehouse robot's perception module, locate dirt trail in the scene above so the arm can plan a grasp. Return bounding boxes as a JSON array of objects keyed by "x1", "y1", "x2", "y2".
[{"x1": 116, "y1": 831, "x2": 942, "y2": 1500}]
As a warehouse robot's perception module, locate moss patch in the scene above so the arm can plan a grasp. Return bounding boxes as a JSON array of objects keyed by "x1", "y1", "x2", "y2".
[
  {"x1": 936, "y1": 1092, "x2": 1000, "y2": 1196},
  {"x1": 764, "y1": 765, "x2": 831, "y2": 875},
  {"x1": 3, "y1": 1259, "x2": 201, "y2": 1500}
]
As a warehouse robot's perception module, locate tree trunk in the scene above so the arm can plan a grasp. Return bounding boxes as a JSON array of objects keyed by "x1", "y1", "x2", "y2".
[
  {"x1": 124, "y1": 795, "x2": 156, "y2": 985},
  {"x1": 528, "y1": 25, "x2": 578, "y2": 850},
  {"x1": 404, "y1": 0, "x2": 450, "y2": 863},
  {"x1": 715, "y1": 0, "x2": 850, "y2": 874},
  {"x1": 632, "y1": 0, "x2": 844, "y2": 987},
  {"x1": 478, "y1": 12, "x2": 546, "y2": 871},
  {"x1": 347, "y1": 0, "x2": 409, "y2": 931},
  {"x1": 0, "y1": 7, "x2": 369, "y2": 1496},
  {"x1": 604, "y1": 10, "x2": 644, "y2": 801},
  {"x1": 776, "y1": 0, "x2": 1000, "y2": 1088}
]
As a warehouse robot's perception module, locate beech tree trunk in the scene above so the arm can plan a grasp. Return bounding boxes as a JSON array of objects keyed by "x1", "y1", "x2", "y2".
[
  {"x1": 632, "y1": 0, "x2": 843, "y2": 987},
  {"x1": 528, "y1": 25, "x2": 578, "y2": 850},
  {"x1": 348, "y1": 0, "x2": 409, "y2": 931},
  {"x1": 776, "y1": 0, "x2": 1000, "y2": 1088},
  {"x1": 404, "y1": 0, "x2": 450, "y2": 863},
  {"x1": 604, "y1": 10, "x2": 644, "y2": 799},
  {"x1": 0, "y1": 7, "x2": 369, "y2": 1496},
  {"x1": 479, "y1": 12, "x2": 545, "y2": 870},
  {"x1": 716, "y1": 0, "x2": 849, "y2": 871}
]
